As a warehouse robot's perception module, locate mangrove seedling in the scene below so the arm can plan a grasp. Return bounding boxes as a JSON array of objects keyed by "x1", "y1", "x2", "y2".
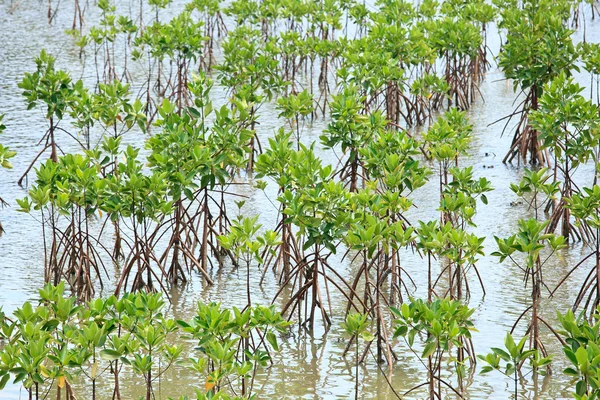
[
  {"x1": 342, "y1": 313, "x2": 374, "y2": 400},
  {"x1": 479, "y1": 333, "x2": 551, "y2": 399}
]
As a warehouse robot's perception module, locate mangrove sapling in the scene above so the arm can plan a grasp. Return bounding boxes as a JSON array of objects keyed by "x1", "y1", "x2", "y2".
[
  {"x1": 102, "y1": 293, "x2": 180, "y2": 400},
  {"x1": 9, "y1": 306, "x2": 55, "y2": 399},
  {"x1": 348, "y1": 1, "x2": 370, "y2": 38},
  {"x1": 255, "y1": 130, "x2": 301, "y2": 282},
  {"x1": 217, "y1": 214, "x2": 280, "y2": 307},
  {"x1": 40, "y1": 282, "x2": 86, "y2": 400},
  {"x1": 0, "y1": 283, "x2": 78, "y2": 399},
  {"x1": 90, "y1": 82, "x2": 147, "y2": 262},
  {"x1": 125, "y1": 293, "x2": 182, "y2": 400},
  {"x1": 223, "y1": 0, "x2": 259, "y2": 26},
  {"x1": 496, "y1": 0, "x2": 578, "y2": 165},
  {"x1": 423, "y1": 107, "x2": 472, "y2": 225},
  {"x1": 410, "y1": 74, "x2": 451, "y2": 126},
  {"x1": 178, "y1": 302, "x2": 289, "y2": 398},
  {"x1": 101, "y1": 145, "x2": 173, "y2": 295},
  {"x1": 18, "y1": 50, "x2": 78, "y2": 185},
  {"x1": 147, "y1": 98, "x2": 219, "y2": 286},
  {"x1": 111, "y1": 293, "x2": 180, "y2": 400},
  {"x1": 87, "y1": 0, "x2": 121, "y2": 84},
  {"x1": 344, "y1": 201, "x2": 415, "y2": 365},
  {"x1": 16, "y1": 153, "x2": 111, "y2": 300},
  {"x1": 531, "y1": 73, "x2": 600, "y2": 242},
  {"x1": 580, "y1": 42, "x2": 600, "y2": 105},
  {"x1": 277, "y1": 31, "x2": 304, "y2": 92},
  {"x1": 149, "y1": 75, "x2": 247, "y2": 280},
  {"x1": 0, "y1": 115, "x2": 16, "y2": 235},
  {"x1": 359, "y1": 127, "x2": 430, "y2": 206},
  {"x1": 434, "y1": 223, "x2": 487, "y2": 302},
  {"x1": 89, "y1": 10, "x2": 138, "y2": 84},
  {"x1": 510, "y1": 167, "x2": 560, "y2": 220},
  {"x1": 76, "y1": 296, "x2": 126, "y2": 400},
  {"x1": 342, "y1": 313, "x2": 375, "y2": 400},
  {"x1": 415, "y1": 219, "x2": 486, "y2": 303},
  {"x1": 320, "y1": 85, "x2": 386, "y2": 192},
  {"x1": 363, "y1": 6, "x2": 433, "y2": 127},
  {"x1": 115, "y1": 15, "x2": 138, "y2": 83},
  {"x1": 73, "y1": 314, "x2": 112, "y2": 399},
  {"x1": 335, "y1": 41, "x2": 407, "y2": 126},
  {"x1": 492, "y1": 218, "x2": 567, "y2": 358},
  {"x1": 479, "y1": 333, "x2": 551, "y2": 400},
  {"x1": 0, "y1": 286, "x2": 188, "y2": 399},
  {"x1": 216, "y1": 26, "x2": 286, "y2": 169},
  {"x1": 92, "y1": 81, "x2": 148, "y2": 142},
  {"x1": 100, "y1": 296, "x2": 140, "y2": 400},
  {"x1": 416, "y1": 220, "x2": 447, "y2": 302},
  {"x1": 67, "y1": 83, "x2": 96, "y2": 150},
  {"x1": 435, "y1": 167, "x2": 491, "y2": 300},
  {"x1": 135, "y1": 12, "x2": 207, "y2": 111},
  {"x1": 439, "y1": 166, "x2": 493, "y2": 231},
  {"x1": 276, "y1": 89, "x2": 315, "y2": 147},
  {"x1": 556, "y1": 308, "x2": 600, "y2": 398},
  {"x1": 345, "y1": 127, "x2": 430, "y2": 349},
  {"x1": 186, "y1": 0, "x2": 228, "y2": 69},
  {"x1": 274, "y1": 151, "x2": 359, "y2": 329},
  {"x1": 450, "y1": 0, "x2": 495, "y2": 80},
  {"x1": 204, "y1": 96, "x2": 260, "y2": 258},
  {"x1": 429, "y1": 17, "x2": 484, "y2": 110},
  {"x1": 313, "y1": 0, "x2": 343, "y2": 113},
  {"x1": 558, "y1": 185, "x2": 600, "y2": 318},
  {"x1": 392, "y1": 298, "x2": 478, "y2": 399}
]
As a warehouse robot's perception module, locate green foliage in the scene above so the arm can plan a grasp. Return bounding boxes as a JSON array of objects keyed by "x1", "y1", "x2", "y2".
[
  {"x1": 0, "y1": 284, "x2": 179, "y2": 399},
  {"x1": 320, "y1": 84, "x2": 379, "y2": 155},
  {"x1": 343, "y1": 313, "x2": 374, "y2": 343},
  {"x1": 216, "y1": 27, "x2": 285, "y2": 98},
  {"x1": 492, "y1": 218, "x2": 566, "y2": 269},
  {"x1": 103, "y1": 145, "x2": 173, "y2": 223},
  {"x1": 497, "y1": 0, "x2": 578, "y2": 92},
  {"x1": 18, "y1": 50, "x2": 75, "y2": 121},
  {"x1": 580, "y1": 42, "x2": 600, "y2": 76},
  {"x1": 0, "y1": 115, "x2": 15, "y2": 170},
  {"x1": 479, "y1": 333, "x2": 550, "y2": 375},
  {"x1": 423, "y1": 107, "x2": 472, "y2": 161},
  {"x1": 392, "y1": 298, "x2": 477, "y2": 387},
  {"x1": 276, "y1": 89, "x2": 314, "y2": 121},
  {"x1": 136, "y1": 12, "x2": 206, "y2": 62},
  {"x1": 510, "y1": 168, "x2": 559, "y2": 216},
  {"x1": 177, "y1": 302, "x2": 289, "y2": 397},
  {"x1": 280, "y1": 146, "x2": 350, "y2": 253},
  {"x1": 479, "y1": 333, "x2": 550, "y2": 398},
  {"x1": 568, "y1": 185, "x2": 600, "y2": 230},
  {"x1": 218, "y1": 214, "x2": 280, "y2": 266},
  {"x1": 557, "y1": 309, "x2": 600, "y2": 399},
  {"x1": 532, "y1": 73, "x2": 600, "y2": 167},
  {"x1": 440, "y1": 166, "x2": 493, "y2": 226},
  {"x1": 393, "y1": 299, "x2": 476, "y2": 350},
  {"x1": 0, "y1": 286, "x2": 288, "y2": 399}
]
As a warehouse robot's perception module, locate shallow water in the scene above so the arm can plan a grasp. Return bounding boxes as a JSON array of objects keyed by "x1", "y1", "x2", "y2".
[{"x1": 1, "y1": 1, "x2": 600, "y2": 398}]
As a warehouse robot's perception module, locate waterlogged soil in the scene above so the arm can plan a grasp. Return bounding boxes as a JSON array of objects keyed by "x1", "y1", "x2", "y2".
[{"x1": 1, "y1": 1, "x2": 600, "y2": 398}]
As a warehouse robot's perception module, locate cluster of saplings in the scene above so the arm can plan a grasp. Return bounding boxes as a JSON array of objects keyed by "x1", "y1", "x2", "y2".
[
  {"x1": 1, "y1": 0, "x2": 600, "y2": 397},
  {"x1": 0, "y1": 283, "x2": 289, "y2": 400}
]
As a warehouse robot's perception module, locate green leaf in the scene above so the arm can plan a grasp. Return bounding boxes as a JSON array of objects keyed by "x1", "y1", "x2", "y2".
[
  {"x1": 266, "y1": 332, "x2": 279, "y2": 352},
  {"x1": 361, "y1": 332, "x2": 375, "y2": 342},
  {"x1": 422, "y1": 341, "x2": 436, "y2": 358},
  {"x1": 0, "y1": 374, "x2": 9, "y2": 390},
  {"x1": 99, "y1": 349, "x2": 121, "y2": 361}
]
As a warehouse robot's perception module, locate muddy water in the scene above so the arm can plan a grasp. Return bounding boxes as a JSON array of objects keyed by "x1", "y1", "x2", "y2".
[{"x1": 1, "y1": 1, "x2": 599, "y2": 398}]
